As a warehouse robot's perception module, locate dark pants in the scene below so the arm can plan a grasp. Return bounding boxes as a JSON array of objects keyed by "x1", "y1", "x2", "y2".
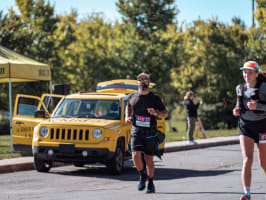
[{"x1": 187, "y1": 117, "x2": 197, "y2": 141}]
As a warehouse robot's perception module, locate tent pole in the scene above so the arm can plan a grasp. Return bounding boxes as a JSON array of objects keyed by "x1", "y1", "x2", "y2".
[
  {"x1": 9, "y1": 78, "x2": 13, "y2": 152},
  {"x1": 50, "y1": 81, "x2": 53, "y2": 94}
]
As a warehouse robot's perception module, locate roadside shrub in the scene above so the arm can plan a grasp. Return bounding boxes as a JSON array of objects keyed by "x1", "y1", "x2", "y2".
[{"x1": 0, "y1": 119, "x2": 10, "y2": 135}]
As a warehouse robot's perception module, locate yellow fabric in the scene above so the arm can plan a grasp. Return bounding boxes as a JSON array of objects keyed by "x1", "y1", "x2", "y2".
[{"x1": 0, "y1": 45, "x2": 51, "y2": 82}]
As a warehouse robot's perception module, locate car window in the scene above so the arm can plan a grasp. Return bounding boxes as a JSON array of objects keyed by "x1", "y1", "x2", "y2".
[
  {"x1": 53, "y1": 99, "x2": 121, "y2": 120},
  {"x1": 17, "y1": 97, "x2": 39, "y2": 117}
]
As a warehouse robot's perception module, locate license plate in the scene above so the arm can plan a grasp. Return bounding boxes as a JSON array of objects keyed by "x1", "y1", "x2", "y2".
[{"x1": 59, "y1": 144, "x2": 75, "y2": 153}]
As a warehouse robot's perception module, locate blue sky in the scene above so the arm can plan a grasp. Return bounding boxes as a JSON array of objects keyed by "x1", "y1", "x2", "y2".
[{"x1": 0, "y1": 0, "x2": 255, "y2": 27}]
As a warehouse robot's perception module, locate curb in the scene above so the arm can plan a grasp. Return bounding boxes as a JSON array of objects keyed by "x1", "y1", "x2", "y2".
[
  {"x1": 0, "y1": 162, "x2": 34, "y2": 173},
  {"x1": 0, "y1": 136, "x2": 239, "y2": 174},
  {"x1": 0, "y1": 157, "x2": 34, "y2": 174},
  {"x1": 164, "y1": 136, "x2": 239, "y2": 153},
  {"x1": 0, "y1": 157, "x2": 67, "y2": 174}
]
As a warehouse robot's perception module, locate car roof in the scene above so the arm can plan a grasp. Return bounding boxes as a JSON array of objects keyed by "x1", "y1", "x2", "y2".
[
  {"x1": 65, "y1": 92, "x2": 128, "y2": 100},
  {"x1": 96, "y1": 79, "x2": 155, "y2": 94}
]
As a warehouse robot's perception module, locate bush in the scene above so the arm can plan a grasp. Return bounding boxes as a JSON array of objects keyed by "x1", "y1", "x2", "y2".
[{"x1": 0, "y1": 119, "x2": 10, "y2": 135}]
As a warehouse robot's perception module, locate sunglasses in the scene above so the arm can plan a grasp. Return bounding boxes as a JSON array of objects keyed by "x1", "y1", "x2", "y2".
[{"x1": 137, "y1": 78, "x2": 149, "y2": 81}]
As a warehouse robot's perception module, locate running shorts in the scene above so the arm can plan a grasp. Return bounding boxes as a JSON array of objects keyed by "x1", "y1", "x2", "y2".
[
  {"x1": 238, "y1": 117, "x2": 266, "y2": 143},
  {"x1": 130, "y1": 126, "x2": 157, "y2": 155}
]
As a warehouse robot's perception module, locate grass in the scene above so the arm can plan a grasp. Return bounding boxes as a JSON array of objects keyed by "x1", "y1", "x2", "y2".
[
  {"x1": 165, "y1": 119, "x2": 237, "y2": 142},
  {"x1": 0, "y1": 135, "x2": 23, "y2": 159},
  {"x1": 0, "y1": 119, "x2": 238, "y2": 159}
]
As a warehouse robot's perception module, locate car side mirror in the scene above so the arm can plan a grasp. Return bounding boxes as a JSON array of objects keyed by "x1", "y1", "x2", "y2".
[{"x1": 35, "y1": 110, "x2": 46, "y2": 118}]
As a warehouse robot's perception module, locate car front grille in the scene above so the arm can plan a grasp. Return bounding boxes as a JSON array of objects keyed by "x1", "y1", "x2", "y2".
[{"x1": 49, "y1": 128, "x2": 90, "y2": 141}]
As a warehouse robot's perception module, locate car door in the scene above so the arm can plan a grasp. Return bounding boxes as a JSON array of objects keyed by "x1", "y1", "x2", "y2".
[{"x1": 12, "y1": 94, "x2": 63, "y2": 152}]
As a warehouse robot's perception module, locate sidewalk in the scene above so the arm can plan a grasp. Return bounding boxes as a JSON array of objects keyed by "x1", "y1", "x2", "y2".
[{"x1": 0, "y1": 136, "x2": 239, "y2": 174}]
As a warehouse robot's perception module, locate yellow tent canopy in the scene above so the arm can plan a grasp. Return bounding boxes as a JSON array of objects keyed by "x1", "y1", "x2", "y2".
[
  {"x1": 0, "y1": 45, "x2": 51, "y2": 82},
  {"x1": 0, "y1": 45, "x2": 51, "y2": 152}
]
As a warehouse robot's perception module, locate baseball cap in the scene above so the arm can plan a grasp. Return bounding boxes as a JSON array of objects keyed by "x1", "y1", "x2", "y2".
[
  {"x1": 137, "y1": 72, "x2": 150, "y2": 80},
  {"x1": 240, "y1": 61, "x2": 260, "y2": 72}
]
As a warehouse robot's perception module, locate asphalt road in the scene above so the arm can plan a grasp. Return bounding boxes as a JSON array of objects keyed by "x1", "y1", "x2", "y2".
[{"x1": 0, "y1": 144, "x2": 265, "y2": 200}]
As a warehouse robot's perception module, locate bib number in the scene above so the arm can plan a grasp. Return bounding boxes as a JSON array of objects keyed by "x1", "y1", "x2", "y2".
[
  {"x1": 259, "y1": 133, "x2": 266, "y2": 144},
  {"x1": 136, "y1": 115, "x2": 150, "y2": 127}
]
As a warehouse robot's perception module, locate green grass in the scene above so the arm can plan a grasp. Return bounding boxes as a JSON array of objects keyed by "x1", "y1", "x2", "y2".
[
  {"x1": 165, "y1": 119, "x2": 237, "y2": 142},
  {"x1": 0, "y1": 135, "x2": 23, "y2": 159},
  {"x1": 0, "y1": 120, "x2": 238, "y2": 159}
]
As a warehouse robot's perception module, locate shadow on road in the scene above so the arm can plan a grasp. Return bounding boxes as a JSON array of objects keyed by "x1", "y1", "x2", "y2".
[{"x1": 50, "y1": 160, "x2": 237, "y2": 182}]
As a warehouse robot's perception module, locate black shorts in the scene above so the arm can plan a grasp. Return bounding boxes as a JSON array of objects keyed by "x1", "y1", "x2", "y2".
[
  {"x1": 238, "y1": 117, "x2": 266, "y2": 143},
  {"x1": 130, "y1": 126, "x2": 157, "y2": 155}
]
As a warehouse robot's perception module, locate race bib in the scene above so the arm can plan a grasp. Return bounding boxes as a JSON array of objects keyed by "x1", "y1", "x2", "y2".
[
  {"x1": 259, "y1": 133, "x2": 266, "y2": 144},
  {"x1": 136, "y1": 115, "x2": 150, "y2": 127}
]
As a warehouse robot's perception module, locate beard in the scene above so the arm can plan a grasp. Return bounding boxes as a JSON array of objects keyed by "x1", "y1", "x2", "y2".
[{"x1": 139, "y1": 83, "x2": 149, "y2": 92}]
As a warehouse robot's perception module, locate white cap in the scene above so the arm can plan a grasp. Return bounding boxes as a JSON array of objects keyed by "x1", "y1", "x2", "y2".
[{"x1": 137, "y1": 72, "x2": 150, "y2": 80}]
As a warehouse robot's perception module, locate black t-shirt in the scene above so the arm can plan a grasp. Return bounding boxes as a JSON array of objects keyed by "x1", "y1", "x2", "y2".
[{"x1": 127, "y1": 91, "x2": 166, "y2": 128}]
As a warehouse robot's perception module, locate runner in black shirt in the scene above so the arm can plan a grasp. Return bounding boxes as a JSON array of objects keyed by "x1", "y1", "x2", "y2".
[{"x1": 126, "y1": 72, "x2": 168, "y2": 193}]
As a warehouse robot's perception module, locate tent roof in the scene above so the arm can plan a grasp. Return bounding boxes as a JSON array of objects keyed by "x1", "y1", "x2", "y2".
[{"x1": 0, "y1": 45, "x2": 51, "y2": 82}]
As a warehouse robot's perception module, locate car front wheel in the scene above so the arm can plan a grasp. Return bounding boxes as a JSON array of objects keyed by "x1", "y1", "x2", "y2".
[
  {"x1": 34, "y1": 156, "x2": 53, "y2": 172},
  {"x1": 106, "y1": 142, "x2": 124, "y2": 175}
]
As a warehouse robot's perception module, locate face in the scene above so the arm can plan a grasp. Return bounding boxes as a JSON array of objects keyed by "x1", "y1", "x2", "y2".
[
  {"x1": 242, "y1": 69, "x2": 257, "y2": 84},
  {"x1": 137, "y1": 76, "x2": 150, "y2": 91}
]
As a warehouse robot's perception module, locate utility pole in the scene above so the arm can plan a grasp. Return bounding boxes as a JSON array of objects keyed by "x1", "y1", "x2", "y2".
[{"x1": 252, "y1": 0, "x2": 255, "y2": 27}]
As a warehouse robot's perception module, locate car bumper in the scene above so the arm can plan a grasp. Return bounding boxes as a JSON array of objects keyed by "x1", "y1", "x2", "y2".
[{"x1": 33, "y1": 145, "x2": 115, "y2": 164}]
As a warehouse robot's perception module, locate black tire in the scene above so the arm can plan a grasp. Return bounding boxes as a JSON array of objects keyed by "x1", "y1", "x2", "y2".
[
  {"x1": 106, "y1": 141, "x2": 124, "y2": 175},
  {"x1": 34, "y1": 156, "x2": 53, "y2": 172},
  {"x1": 73, "y1": 162, "x2": 84, "y2": 167}
]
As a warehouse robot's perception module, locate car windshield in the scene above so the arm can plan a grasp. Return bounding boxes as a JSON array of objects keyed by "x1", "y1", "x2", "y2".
[{"x1": 53, "y1": 99, "x2": 121, "y2": 120}]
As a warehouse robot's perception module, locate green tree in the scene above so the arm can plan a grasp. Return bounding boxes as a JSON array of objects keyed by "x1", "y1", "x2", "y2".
[
  {"x1": 246, "y1": 0, "x2": 266, "y2": 70},
  {"x1": 116, "y1": 0, "x2": 178, "y2": 38},
  {"x1": 62, "y1": 14, "x2": 114, "y2": 92},
  {"x1": 171, "y1": 19, "x2": 248, "y2": 129}
]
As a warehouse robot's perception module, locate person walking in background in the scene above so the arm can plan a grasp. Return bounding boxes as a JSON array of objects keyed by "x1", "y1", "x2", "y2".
[
  {"x1": 126, "y1": 72, "x2": 168, "y2": 193},
  {"x1": 184, "y1": 91, "x2": 202, "y2": 144},
  {"x1": 233, "y1": 61, "x2": 266, "y2": 200}
]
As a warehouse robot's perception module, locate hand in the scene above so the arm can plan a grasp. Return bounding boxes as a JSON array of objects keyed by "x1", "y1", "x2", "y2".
[
  {"x1": 247, "y1": 99, "x2": 257, "y2": 110},
  {"x1": 199, "y1": 98, "x2": 203, "y2": 104},
  {"x1": 233, "y1": 107, "x2": 240, "y2": 116},
  {"x1": 126, "y1": 116, "x2": 132, "y2": 124},
  {"x1": 147, "y1": 108, "x2": 159, "y2": 117}
]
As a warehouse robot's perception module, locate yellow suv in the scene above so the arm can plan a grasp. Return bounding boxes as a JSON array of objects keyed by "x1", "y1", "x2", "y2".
[{"x1": 12, "y1": 80, "x2": 165, "y2": 174}]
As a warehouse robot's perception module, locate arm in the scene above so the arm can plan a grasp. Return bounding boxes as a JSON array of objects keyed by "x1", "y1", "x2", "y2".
[
  {"x1": 254, "y1": 83, "x2": 266, "y2": 111},
  {"x1": 147, "y1": 95, "x2": 168, "y2": 119},
  {"x1": 157, "y1": 109, "x2": 168, "y2": 119},
  {"x1": 125, "y1": 104, "x2": 132, "y2": 124},
  {"x1": 147, "y1": 108, "x2": 168, "y2": 119},
  {"x1": 233, "y1": 85, "x2": 241, "y2": 116}
]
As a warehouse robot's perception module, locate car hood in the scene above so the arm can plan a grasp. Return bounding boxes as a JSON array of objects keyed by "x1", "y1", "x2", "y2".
[{"x1": 39, "y1": 118, "x2": 121, "y2": 128}]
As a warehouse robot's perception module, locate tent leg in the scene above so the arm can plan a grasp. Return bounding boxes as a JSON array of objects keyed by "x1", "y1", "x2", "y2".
[
  {"x1": 50, "y1": 81, "x2": 53, "y2": 94},
  {"x1": 9, "y1": 78, "x2": 13, "y2": 153}
]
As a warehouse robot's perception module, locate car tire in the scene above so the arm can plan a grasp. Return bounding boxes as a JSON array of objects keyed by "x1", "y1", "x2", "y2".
[
  {"x1": 106, "y1": 141, "x2": 124, "y2": 175},
  {"x1": 34, "y1": 156, "x2": 53, "y2": 172},
  {"x1": 73, "y1": 162, "x2": 84, "y2": 167}
]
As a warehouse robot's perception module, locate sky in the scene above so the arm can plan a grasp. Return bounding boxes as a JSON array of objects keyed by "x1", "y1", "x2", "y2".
[{"x1": 0, "y1": 0, "x2": 255, "y2": 27}]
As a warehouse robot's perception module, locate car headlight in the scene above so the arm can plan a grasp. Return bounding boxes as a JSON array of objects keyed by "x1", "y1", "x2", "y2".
[
  {"x1": 92, "y1": 128, "x2": 102, "y2": 139},
  {"x1": 40, "y1": 126, "x2": 48, "y2": 137}
]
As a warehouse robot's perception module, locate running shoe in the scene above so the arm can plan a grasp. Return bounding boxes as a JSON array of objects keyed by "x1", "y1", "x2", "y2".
[
  {"x1": 240, "y1": 193, "x2": 251, "y2": 200},
  {"x1": 146, "y1": 181, "x2": 155, "y2": 193},
  {"x1": 137, "y1": 175, "x2": 147, "y2": 191}
]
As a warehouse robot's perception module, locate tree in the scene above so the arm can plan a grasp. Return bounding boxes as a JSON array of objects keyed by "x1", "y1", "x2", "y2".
[
  {"x1": 116, "y1": 0, "x2": 178, "y2": 38},
  {"x1": 170, "y1": 19, "x2": 249, "y2": 129},
  {"x1": 246, "y1": 0, "x2": 266, "y2": 70},
  {"x1": 62, "y1": 14, "x2": 115, "y2": 92}
]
